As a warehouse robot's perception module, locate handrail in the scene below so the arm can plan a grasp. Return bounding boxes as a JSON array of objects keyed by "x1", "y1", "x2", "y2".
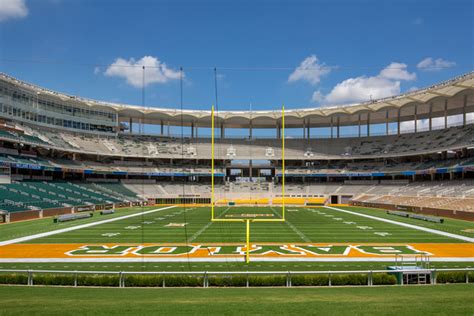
[
  {"x1": 1, "y1": 267, "x2": 471, "y2": 288},
  {"x1": 0, "y1": 267, "x2": 471, "y2": 275}
]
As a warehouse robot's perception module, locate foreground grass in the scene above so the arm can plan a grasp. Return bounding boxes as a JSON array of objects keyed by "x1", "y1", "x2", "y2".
[
  {"x1": 0, "y1": 284, "x2": 472, "y2": 315},
  {"x1": 0, "y1": 261, "x2": 471, "y2": 272}
]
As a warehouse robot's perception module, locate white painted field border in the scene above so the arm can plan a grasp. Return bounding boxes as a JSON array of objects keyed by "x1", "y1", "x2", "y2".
[
  {"x1": 270, "y1": 207, "x2": 311, "y2": 242},
  {"x1": 325, "y1": 206, "x2": 474, "y2": 243},
  {"x1": 188, "y1": 207, "x2": 231, "y2": 242},
  {"x1": 0, "y1": 206, "x2": 177, "y2": 246},
  {"x1": 0, "y1": 257, "x2": 472, "y2": 263}
]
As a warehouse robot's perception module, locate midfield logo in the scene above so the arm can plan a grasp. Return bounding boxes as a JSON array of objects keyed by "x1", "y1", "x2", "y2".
[{"x1": 66, "y1": 244, "x2": 430, "y2": 257}]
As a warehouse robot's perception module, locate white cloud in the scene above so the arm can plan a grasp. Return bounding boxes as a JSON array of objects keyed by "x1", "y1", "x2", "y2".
[
  {"x1": 321, "y1": 62, "x2": 416, "y2": 105},
  {"x1": 311, "y1": 90, "x2": 324, "y2": 102},
  {"x1": 288, "y1": 55, "x2": 332, "y2": 85},
  {"x1": 104, "y1": 56, "x2": 181, "y2": 88},
  {"x1": 379, "y1": 62, "x2": 416, "y2": 81},
  {"x1": 417, "y1": 57, "x2": 456, "y2": 71},
  {"x1": 0, "y1": 0, "x2": 28, "y2": 22},
  {"x1": 324, "y1": 76, "x2": 400, "y2": 104},
  {"x1": 93, "y1": 66, "x2": 101, "y2": 75}
]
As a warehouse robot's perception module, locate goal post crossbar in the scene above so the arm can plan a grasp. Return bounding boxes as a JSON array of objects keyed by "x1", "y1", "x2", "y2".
[{"x1": 211, "y1": 218, "x2": 285, "y2": 223}]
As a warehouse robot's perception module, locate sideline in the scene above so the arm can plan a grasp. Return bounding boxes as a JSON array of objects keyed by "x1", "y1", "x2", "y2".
[
  {"x1": 324, "y1": 206, "x2": 474, "y2": 243},
  {"x1": 0, "y1": 206, "x2": 177, "y2": 246}
]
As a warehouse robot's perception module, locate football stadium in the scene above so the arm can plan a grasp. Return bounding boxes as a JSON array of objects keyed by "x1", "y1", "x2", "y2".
[{"x1": 0, "y1": 0, "x2": 473, "y2": 314}]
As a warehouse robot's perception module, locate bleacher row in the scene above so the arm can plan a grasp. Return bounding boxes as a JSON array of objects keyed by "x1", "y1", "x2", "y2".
[
  {"x1": 1, "y1": 180, "x2": 473, "y2": 214},
  {"x1": 352, "y1": 195, "x2": 474, "y2": 213},
  {"x1": 0, "y1": 181, "x2": 141, "y2": 213},
  {"x1": 1, "y1": 152, "x2": 472, "y2": 176},
  {"x1": 125, "y1": 180, "x2": 474, "y2": 199},
  {"x1": 0, "y1": 128, "x2": 49, "y2": 147},
  {"x1": 1, "y1": 123, "x2": 472, "y2": 159}
]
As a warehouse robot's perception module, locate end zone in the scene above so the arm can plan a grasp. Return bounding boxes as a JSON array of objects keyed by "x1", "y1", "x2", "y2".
[{"x1": 0, "y1": 243, "x2": 472, "y2": 263}]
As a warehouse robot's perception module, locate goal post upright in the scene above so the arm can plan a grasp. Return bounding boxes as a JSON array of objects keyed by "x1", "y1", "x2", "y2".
[
  {"x1": 246, "y1": 219, "x2": 250, "y2": 263},
  {"x1": 281, "y1": 104, "x2": 285, "y2": 221},
  {"x1": 211, "y1": 104, "x2": 215, "y2": 221}
]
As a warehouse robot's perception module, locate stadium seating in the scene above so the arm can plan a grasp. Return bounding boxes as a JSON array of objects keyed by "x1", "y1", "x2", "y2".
[
  {"x1": 0, "y1": 181, "x2": 142, "y2": 213},
  {"x1": 353, "y1": 195, "x2": 474, "y2": 212},
  {"x1": 0, "y1": 123, "x2": 472, "y2": 160}
]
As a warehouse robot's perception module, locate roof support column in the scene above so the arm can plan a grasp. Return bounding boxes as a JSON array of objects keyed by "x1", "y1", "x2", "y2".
[
  {"x1": 277, "y1": 122, "x2": 281, "y2": 139},
  {"x1": 330, "y1": 117, "x2": 334, "y2": 139},
  {"x1": 444, "y1": 99, "x2": 448, "y2": 129},
  {"x1": 161, "y1": 120, "x2": 164, "y2": 135},
  {"x1": 303, "y1": 119, "x2": 306, "y2": 139},
  {"x1": 129, "y1": 118, "x2": 133, "y2": 133},
  {"x1": 307, "y1": 118, "x2": 310, "y2": 139},
  {"x1": 191, "y1": 122, "x2": 195, "y2": 138},
  {"x1": 336, "y1": 116, "x2": 340, "y2": 138},
  {"x1": 429, "y1": 103, "x2": 433, "y2": 131},
  {"x1": 397, "y1": 110, "x2": 401, "y2": 136},
  {"x1": 414, "y1": 104, "x2": 418, "y2": 133},
  {"x1": 367, "y1": 113, "x2": 371, "y2": 137},
  {"x1": 385, "y1": 110, "x2": 389, "y2": 135},
  {"x1": 249, "y1": 121, "x2": 253, "y2": 139},
  {"x1": 220, "y1": 123, "x2": 225, "y2": 139},
  {"x1": 463, "y1": 94, "x2": 467, "y2": 126},
  {"x1": 358, "y1": 114, "x2": 361, "y2": 137}
]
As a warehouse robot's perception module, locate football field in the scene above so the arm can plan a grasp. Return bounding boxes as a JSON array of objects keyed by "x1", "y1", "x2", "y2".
[
  {"x1": 6, "y1": 205, "x2": 474, "y2": 244},
  {"x1": 0, "y1": 205, "x2": 473, "y2": 271}
]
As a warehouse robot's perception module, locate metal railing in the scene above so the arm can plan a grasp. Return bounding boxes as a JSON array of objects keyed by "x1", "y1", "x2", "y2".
[{"x1": 0, "y1": 268, "x2": 471, "y2": 288}]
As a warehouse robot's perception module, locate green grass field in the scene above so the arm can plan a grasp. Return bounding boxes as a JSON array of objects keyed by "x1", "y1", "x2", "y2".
[
  {"x1": 0, "y1": 206, "x2": 159, "y2": 242},
  {"x1": 0, "y1": 205, "x2": 472, "y2": 272},
  {"x1": 14, "y1": 205, "x2": 473, "y2": 244},
  {"x1": 0, "y1": 284, "x2": 472, "y2": 315}
]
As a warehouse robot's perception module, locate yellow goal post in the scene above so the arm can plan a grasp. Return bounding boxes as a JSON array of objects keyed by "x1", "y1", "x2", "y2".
[{"x1": 210, "y1": 104, "x2": 286, "y2": 262}]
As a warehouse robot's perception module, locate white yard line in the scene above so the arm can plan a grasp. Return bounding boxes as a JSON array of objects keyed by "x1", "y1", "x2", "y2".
[
  {"x1": 271, "y1": 207, "x2": 311, "y2": 242},
  {"x1": 324, "y1": 206, "x2": 474, "y2": 243},
  {"x1": 0, "y1": 206, "x2": 177, "y2": 246},
  {"x1": 188, "y1": 207, "x2": 231, "y2": 242}
]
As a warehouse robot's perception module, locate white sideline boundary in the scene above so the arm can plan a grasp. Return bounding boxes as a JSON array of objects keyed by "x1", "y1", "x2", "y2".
[
  {"x1": 0, "y1": 205, "x2": 176, "y2": 246},
  {"x1": 325, "y1": 206, "x2": 474, "y2": 243}
]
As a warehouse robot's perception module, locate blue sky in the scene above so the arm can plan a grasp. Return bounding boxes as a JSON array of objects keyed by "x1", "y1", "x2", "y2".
[{"x1": 0, "y1": 0, "x2": 472, "y2": 112}]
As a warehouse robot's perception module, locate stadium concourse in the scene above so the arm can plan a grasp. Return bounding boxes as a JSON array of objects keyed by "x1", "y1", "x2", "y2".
[{"x1": 0, "y1": 71, "x2": 472, "y2": 270}]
